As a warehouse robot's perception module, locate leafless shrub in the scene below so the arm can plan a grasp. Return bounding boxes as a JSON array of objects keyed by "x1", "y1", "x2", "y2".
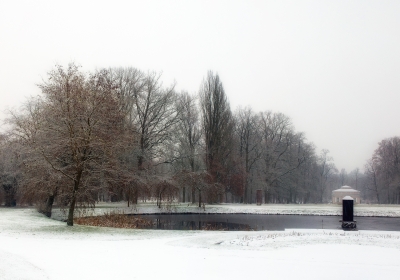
[
  {"x1": 74, "y1": 211, "x2": 153, "y2": 229},
  {"x1": 150, "y1": 177, "x2": 179, "y2": 208}
]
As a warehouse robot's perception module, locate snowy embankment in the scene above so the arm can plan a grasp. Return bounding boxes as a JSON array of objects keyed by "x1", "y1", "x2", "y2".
[
  {"x1": 53, "y1": 202, "x2": 400, "y2": 220},
  {"x1": 2, "y1": 207, "x2": 400, "y2": 280}
]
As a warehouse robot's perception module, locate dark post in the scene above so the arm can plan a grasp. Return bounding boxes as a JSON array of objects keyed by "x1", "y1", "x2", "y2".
[
  {"x1": 341, "y1": 196, "x2": 356, "y2": 229},
  {"x1": 256, "y1": 190, "x2": 262, "y2": 205}
]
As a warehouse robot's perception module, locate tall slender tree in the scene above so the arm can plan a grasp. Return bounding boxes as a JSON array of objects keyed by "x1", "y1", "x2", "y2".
[{"x1": 200, "y1": 71, "x2": 233, "y2": 187}]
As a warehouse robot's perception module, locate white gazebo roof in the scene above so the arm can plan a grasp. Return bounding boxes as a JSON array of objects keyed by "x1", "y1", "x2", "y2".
[{"x1": 332, "y1": 185, "x2": 360, "y2": 193}]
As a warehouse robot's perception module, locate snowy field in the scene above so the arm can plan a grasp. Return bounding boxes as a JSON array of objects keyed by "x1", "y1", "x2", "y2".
[
  {"x1": 52, "y1": 201, "x2": 400, "y2": 220},
  {"x1": 2, "y1": 206, "x2": 400, "y2": 280}
]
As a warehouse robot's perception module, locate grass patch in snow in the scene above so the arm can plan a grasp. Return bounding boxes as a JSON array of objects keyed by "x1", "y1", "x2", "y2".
[{"x1": 74, "y1": 211, "x2": 153, "y2": 229}]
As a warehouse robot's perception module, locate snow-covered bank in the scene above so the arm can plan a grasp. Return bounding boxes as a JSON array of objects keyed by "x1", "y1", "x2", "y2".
[
  {"x1": 1, "y1": 208, "x2": 400, "y2": 280},
  {"x1": 52, "y1": 202, "x2": 400, "y2": 220}
]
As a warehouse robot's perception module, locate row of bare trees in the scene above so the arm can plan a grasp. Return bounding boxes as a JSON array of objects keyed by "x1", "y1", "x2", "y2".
[
  {"x1": 232, "y1": 110, "x2": 340, "y2": 204},
  {"x1": 3, "y1": 63, "x2": 371, "y2": 226},
  {"x1": 322, "y1": 136, "x2": 400, "y2": 204},
  {"x1": 364, "y1": 137, "x2": 400, "y2": 204}
]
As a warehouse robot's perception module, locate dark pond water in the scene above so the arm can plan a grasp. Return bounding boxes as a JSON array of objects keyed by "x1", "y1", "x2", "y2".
[{"x1": 130, "y1": 214, "x2": 400, "y2": 231}]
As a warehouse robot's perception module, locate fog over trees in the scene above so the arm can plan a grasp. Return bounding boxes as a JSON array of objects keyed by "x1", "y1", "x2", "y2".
[
  {"x1": 1, "y1": 63, "x2": 399, "y2": 224},
  {"x1": 364, "y1": 137, "x2": 400, "y2": 204}
]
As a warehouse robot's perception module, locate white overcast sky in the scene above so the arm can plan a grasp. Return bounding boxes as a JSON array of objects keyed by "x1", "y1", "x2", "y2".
[{"x1": 1, "y1": 0, "x2": 400, "y2": 172}]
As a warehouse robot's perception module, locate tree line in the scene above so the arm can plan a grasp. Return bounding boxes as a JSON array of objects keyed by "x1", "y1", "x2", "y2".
[
  {"x1": 364, "y1": 137, "x2": 400, "y2": 204},
  {"x1": 0, "y1": 63, "x2": 398, "y2": 225}
]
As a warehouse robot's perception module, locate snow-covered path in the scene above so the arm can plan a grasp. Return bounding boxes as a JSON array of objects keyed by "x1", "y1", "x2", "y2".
[{"x1": 1, "y1": 208, "x2": 400, "y2": 280}]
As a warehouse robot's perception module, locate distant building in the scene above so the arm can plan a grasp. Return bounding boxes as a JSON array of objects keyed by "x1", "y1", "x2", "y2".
[{"x1": 332, "y1": 185, "x2": 361, "y2": 204}]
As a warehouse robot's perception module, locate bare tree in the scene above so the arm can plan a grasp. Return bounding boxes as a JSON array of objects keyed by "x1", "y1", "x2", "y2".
[
  {"x1": 295, "y1": 141, "x2": 317, "y2": 203},
  {"x1": 351, "y1": 168, "x2": 360, "y2": 190},
  {"x1": 9, "y1": 64, "x2": 126, "y2": 225},
  {"x1": 260, "y1": 111, "x2": 307, "y2": 203},
  {"x1": 315, "y1": 149, "x2": 337, "y2": 203},
  {"x1": 108, "y1": 67, "x2": 146, "y2": 127},
  {"x1": 234, "y1": 107, "x2": 262, "y2": 203},
  {"x1": 365, "y1": 158, "x2": 380, "y2": 203},
  {"x1": 108, "y1": 68, "x2": 179, "y2": 168},
  {"x1": 174, "y1": 170, "x2": 221, "y2": 207},
  {"x1": 174, "y1": 91, "x2": 202, "y2": 202},
  {"x1": 0, "y1": 135, "x2": 21, "y2": 207},
  {"x1": 340, "y1": 168, "x2": 347, "y2": 186},
  {"x1": 281, "y1": 132, "x2": 313, "y2": 203},
  {"x1": 368, "y1": 137, "x2": 400, "y2": 203},
  {"x1": 199, "y1": 71, "x2": 234, "y2": 197},
  {"x1": 131, "y1": 71, "x2": 178, "y2": 170},
  {"x1": 150, "y1": 176, "x2": 179, "y2": 208}
]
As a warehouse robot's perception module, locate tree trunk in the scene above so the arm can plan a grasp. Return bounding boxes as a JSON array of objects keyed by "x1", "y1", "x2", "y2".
[
  {"x1": 67, "y1": 194, "x2": 76, "y2": 226},
  {"x1": 158, "y1": 192, "x2": 162, "y2": 208},
  {"x1": 182, "y1": 186, "x2": 186, "y2": 203},
  {"x1": 138, "y1": 155, "x2": 144, "y2": 170},
  {"x1": 67, "y1": 172, "x2": 81, "y2": 226},
  {"x1": 132, "y1": 189, "x2": 138, "y2": 204},
  {"x1": 3, "y1": 184, "x2": 16, "y2": 207},
  {"x1": 198, "y1": 191, "x2": 202, "y2": 208},
  {"x1": 191, "y1": 187, "x2": 195, "y2": 204},
  {"x1": 43, "y1": 194, "x2": 55, "y2": 218},
  {"x1": 243, "y1": 183, "x2": 247, "y2": 204}
]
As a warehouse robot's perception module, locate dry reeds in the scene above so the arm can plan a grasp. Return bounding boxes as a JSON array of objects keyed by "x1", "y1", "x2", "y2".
[{"x1": 74, "y1": 211, "x2": 153, "y2": 229}]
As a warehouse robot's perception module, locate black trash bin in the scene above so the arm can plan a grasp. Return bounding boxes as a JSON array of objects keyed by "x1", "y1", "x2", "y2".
[{"x1": 341, "y1": 196, "x2": 356, "y2": 229}]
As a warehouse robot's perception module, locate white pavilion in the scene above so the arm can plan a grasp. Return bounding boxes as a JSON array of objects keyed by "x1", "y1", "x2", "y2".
[{"x1": 332, "y1": 185, "x2": 361, "y2": 204}]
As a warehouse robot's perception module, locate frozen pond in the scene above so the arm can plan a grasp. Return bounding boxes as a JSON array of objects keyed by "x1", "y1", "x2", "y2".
[{"x1": 130, "y1": 214, "x2": 400, "y2": 231}]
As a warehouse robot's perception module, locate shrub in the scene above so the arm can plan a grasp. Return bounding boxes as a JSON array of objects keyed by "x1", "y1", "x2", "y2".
[{"x1": 74, "y1": 211, "x2": 153, "y2": 229}]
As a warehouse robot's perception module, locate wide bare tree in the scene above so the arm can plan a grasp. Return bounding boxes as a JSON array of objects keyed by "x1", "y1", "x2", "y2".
[
  {"x1": 234, "y1": 107, "x2": 262, "y2": 203},
  {"x1": 279, "y1": 132, "x2": 314, "y2": 203},
  {"x1": 369, "y1": 137, "x2": 400, "y2": 203},
  {"x1": 107, "y1": 67, "x2": 145, "y2": 128},
  {"x1": 9, "y1": 64, "x2": 126, "y2": 225},
  {"x1": 260, "y1": 112, "x2": 302, "y2": 202},
  {"x1": 132, "y1": 71, "x2": 178, "y2": 170},
  {"x1": 0, "y1": 135, "x2": 22, "y2": 207}
]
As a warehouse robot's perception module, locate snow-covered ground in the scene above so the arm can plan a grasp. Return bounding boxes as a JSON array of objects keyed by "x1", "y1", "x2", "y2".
[
  {"x1": 52, "y1": 202, "x2": 400, "y2": 220},
  {"x1": 2, "y1": 206, "x2": 400, "y2": 280}
]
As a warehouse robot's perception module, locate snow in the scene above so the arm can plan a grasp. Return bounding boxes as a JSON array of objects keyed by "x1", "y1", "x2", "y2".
[
  {"x1": 52, "y1": 202, "x2": 400, "y2": 219},
  {"x1": 2, "y1": 206, "x2": 400, "y2": 280},
  {"x1": 333, "y1": 189, "x2": 359, "y2": 192},
  {"x1": 343, "y1": 196, "x2": 354, "y2": 200}
]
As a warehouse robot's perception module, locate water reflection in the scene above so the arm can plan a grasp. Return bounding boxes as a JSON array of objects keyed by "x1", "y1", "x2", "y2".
[
  {"x1": 154, "y1": 218, "x2": 252, "y2": 231},
  {"x1": 129, "y1": 214, "x2": 400, "y2": 231}
]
